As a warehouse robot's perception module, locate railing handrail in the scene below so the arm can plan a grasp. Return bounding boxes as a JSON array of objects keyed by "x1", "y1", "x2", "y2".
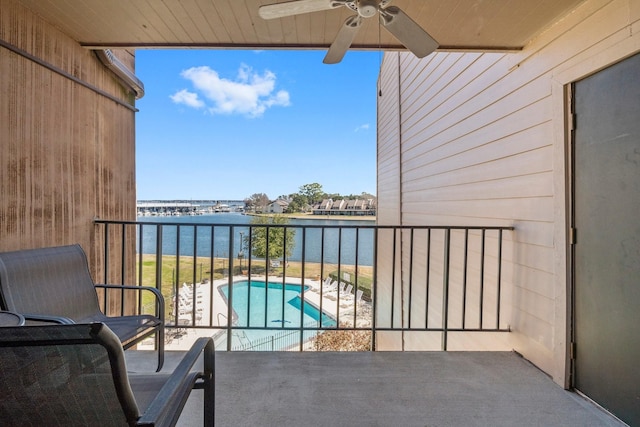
[{"x1": 96, "y1": 218, "x2": 514, "y2": 231}]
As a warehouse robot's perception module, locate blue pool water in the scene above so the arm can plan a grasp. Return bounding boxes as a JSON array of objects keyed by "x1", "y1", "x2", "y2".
[{"x1": 219, "y1": 280, "x2": 336, "y2": 350}]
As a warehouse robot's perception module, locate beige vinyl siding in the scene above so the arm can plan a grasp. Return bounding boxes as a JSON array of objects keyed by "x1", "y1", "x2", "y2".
[
  {"x1": 377, "y1": 0, "x2": 640, "y2": 384},
  {"x1": 1, "y1": 0, "x2": 137, "y2": 289},
  {"x1": 376, "y1": 52, "x2": 401, "y2": 225}
]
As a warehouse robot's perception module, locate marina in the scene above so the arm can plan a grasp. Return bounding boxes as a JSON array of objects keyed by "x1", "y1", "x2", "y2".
[{"x1": 137, "y1": 200, "x2": 245, "y2": 216}]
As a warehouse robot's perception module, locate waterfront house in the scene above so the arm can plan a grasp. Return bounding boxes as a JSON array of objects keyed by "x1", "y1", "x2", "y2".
[
  {"x1": 266, "y1": 199, "x2": 290, "y2": 214},
  {"x1": 329, "y1": 198, "x2": 346, "y2": 212},
  {"x1": 312, "y1": 198, "x2": 335, "y2": 214},
  {"x1": 344, "y1": 199, "x2": 362, "y2": 211},
  {"x1": 1, "y1": 0, "x2": 638, "y2": 425}
]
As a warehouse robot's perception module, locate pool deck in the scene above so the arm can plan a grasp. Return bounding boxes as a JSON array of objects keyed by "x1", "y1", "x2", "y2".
[{"x1": 125, "y1": 350, "x2": 625, "y2": 427}]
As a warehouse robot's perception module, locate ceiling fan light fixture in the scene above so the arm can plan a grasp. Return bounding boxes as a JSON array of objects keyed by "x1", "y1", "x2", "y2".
[{"x1": 357, "y1": 0, "x2": 378, "y2": 18}]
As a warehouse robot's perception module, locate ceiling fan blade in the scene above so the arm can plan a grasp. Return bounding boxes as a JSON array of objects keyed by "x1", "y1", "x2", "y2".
[
  {"x1": 379, "y1": 6, "x2": 438, "y2": 58},
  {"x1": 323, "y1": 15, "x2": 363, "y2": 64},
  {"x1": 259, "y1": 0, "x2": 345, "y2": 20}
]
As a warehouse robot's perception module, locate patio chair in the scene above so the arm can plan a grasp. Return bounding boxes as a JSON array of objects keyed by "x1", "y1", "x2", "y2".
[
  {"x1": 354, "y1": 289, "x2": 364, "y2": 304},
  {"x1": 323, "y1": 281, "x2": 339, "y2": 300},
  {"x1": 342, "y1": 284, "x2": 354, "y2": 297},
  {"x1": 324, "y1": 280, "x2": 338, "y2": 292},
  {"x1": 0, "y1": 322, "x2": 214, "y2": 427},
  {"x1": 0, "y1": 244, "x2": 165, "y2": 371}
]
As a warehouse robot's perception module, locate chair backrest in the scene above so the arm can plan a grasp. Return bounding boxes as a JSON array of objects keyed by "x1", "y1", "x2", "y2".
[
  {"x1": 0, "y1": 323, "x2": 140, "y2": 426},
  {"x1": 0, "y1": 245, "x2": 102, "y2": 321}
]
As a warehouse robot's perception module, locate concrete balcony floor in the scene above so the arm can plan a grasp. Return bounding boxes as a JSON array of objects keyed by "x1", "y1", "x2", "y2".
[{"x1": 126, "y1": 350, "x2": 625, "y2": 427}]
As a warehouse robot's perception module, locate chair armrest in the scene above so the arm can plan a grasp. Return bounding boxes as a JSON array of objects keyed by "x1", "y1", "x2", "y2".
[
  {"x1": 136, "y1": 337, "x2": 214, "y2": 426},
  {"x1": 95, "y1": 284, "x2": 163, "y2": 298},
  {"x1": 95, "y1": 284, "x2": 165, "y2": 320},
  {"x1": 22, "y1": 313, "x2": 75, "y2": 324}
]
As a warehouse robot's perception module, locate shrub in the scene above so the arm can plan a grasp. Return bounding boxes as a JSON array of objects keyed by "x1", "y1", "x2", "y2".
[{"x1": 313, "y1": 324, "x2": 371, "y2": 351}]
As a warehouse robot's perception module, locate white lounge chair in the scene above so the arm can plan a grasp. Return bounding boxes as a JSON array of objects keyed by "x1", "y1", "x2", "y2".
[
  {"x1": 323, "y1": 281, "x2": 339, "y2": 300},
  {"x1": 354, "y1": 289, "x2": 364, "y2": 304},
  {"x1": 339, "y1": 286, "x2": 361, "y2": 308},
  {"x1": 324, "y1": 280, "x2": 338, "y2": 292},
  {"x1": 341, "y1": 284, "x2": 353, "y2": 297}
]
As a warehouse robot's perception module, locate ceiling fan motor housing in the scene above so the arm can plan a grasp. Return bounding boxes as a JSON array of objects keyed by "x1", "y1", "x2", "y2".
[{"x1": 357, "y1": 0, "x2": 378, "y2": 18}]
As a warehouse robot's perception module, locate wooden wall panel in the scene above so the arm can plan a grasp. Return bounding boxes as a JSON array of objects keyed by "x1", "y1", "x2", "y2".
[
  {"x1": 0, "y1": 0, "x2": 137, "y2": 289},
  {"x1": 377, "y1": 0, "x2": 640, "y2": 383}
]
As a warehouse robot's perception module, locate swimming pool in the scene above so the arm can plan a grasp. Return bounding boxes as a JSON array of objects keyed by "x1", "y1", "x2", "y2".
[{"x1": 218, "y1": 280, "x2": 336, "y2": 350}]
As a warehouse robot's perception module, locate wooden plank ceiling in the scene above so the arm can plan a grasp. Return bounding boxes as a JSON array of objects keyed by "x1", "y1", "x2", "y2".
[{"x1": 16, "y1": 0, "x2": 586, "y2": 52}]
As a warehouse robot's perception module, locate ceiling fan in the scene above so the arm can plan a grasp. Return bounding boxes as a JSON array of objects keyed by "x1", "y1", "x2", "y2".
[{"x1": 258, "y1": 0, "x2": 439, "y2": 64}]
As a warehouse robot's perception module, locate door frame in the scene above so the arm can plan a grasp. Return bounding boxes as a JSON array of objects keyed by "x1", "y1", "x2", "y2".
[{"x1": 553, "y1": 48, "x2": 640, "y2": 390}]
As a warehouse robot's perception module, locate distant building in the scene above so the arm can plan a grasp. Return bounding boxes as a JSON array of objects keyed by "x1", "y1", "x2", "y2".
[
  {"x1": 312, "y1": 198, "x2": 376, "y2": 216},
  {"x1": 266, "y1": 199, "x2": 290, "y2": 214}
]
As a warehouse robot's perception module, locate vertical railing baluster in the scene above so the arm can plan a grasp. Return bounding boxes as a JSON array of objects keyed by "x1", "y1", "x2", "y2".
[
  {"x1": 155, "y1": 225, "x2": 164, "y2": 321},
  {"x1": 371, "y1": 226, "x2": 378, "y2": 350},
  {"x1": 479, "y1": 229, "x2": 486, "y2": 329},
  {"x1": 353, "y1": 228, "x2": 360, "y2": 327},
  {"x1": 496, "y1": 229, "x2": 503, "y2": 329},
  {"x1": 408, "y1": 228, "x2": 414, "y2": 329},
  {"x1": 299, "y1": 226, "x2": 306, "y2": 351},
  {"x1": 192, "y1": 225, "x2": 198, "y2": 320},
  {"x1": 462, "y1": 229, "x2": 469, "y2": 329},
  {"x1": 137, "y1": 224, "x2": 143, "y2": 287},
  {"x1": 425, "y1": 228, "x2": 431, "y2": 329},
  {"x1": 247, "y1": 227, "x2": 252, "y2": 326},
  {"x1": 264, "y1": 227, "x2": 269, "y2": 328},
  {"x1": 120, "y1": 223, "x2": 126, "y2": 285},
  {"x1": 227, "y1": 225, "x2": 234, "y2": 352},
  {"x1": 191, "y1": 225, "x2": 202, "y2": 290},
  {"x1": 103, "y1": 222, "x2": 110, "y2": 283},
  {"x1": 391, "y1": 227, "x2": 397, "y2": 329},
  {"x1": 319, "y1": 227, "x2": 325, "y2": 328},
  {"x1": 209, "y1": 226, "x2": 215, "y2": 327},
  {"x1": 442, "y1": 228, "x2": 451, "y2": 351},
  {"x1": 103, "y1": 223, "x2": 109, "y2": 313},
  {"x1": 176, "y1": 225, "x2": 183, "y2": 323},
  {"x1": 120, "y1": 223, "x2": 126, "y2": 316},
  {"x1": 336, "y1": 227, "x2": 342, "y2": 325}
]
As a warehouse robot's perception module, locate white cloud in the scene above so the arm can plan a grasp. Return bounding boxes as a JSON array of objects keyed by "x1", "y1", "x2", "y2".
[
  {"x1": 170, "y1": 89, "x2": 205, "y2": 108},
  {"x1": 354, "y1": 123, "x2": 370, "y2": 132},
  {"x1": 172, "y1": 64, "x2": 291, "y2": 118}
]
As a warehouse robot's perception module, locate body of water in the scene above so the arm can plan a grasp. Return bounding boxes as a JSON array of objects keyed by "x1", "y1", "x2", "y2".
[{"x1": 136, "y1": 213, "x2": 375, "y2": 266}]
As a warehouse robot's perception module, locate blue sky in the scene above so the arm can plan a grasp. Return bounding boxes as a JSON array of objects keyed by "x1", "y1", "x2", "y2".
[{"x1": 135, "y1": 49, "x2": 381, "y2": 201}]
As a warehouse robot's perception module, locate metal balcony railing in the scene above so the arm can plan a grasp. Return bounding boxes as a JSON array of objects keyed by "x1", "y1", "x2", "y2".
[{"x1": 94, "y1": 219, "x2": 513, "y2": 351}]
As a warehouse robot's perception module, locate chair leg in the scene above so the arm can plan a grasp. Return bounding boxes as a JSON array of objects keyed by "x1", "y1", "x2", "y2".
[
  {"x1": 203, "y1": 340, "x2": 215, "y2": 426},
  {"x1": 156, "y1": 327, "x2": 165, "y2": 372}
]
